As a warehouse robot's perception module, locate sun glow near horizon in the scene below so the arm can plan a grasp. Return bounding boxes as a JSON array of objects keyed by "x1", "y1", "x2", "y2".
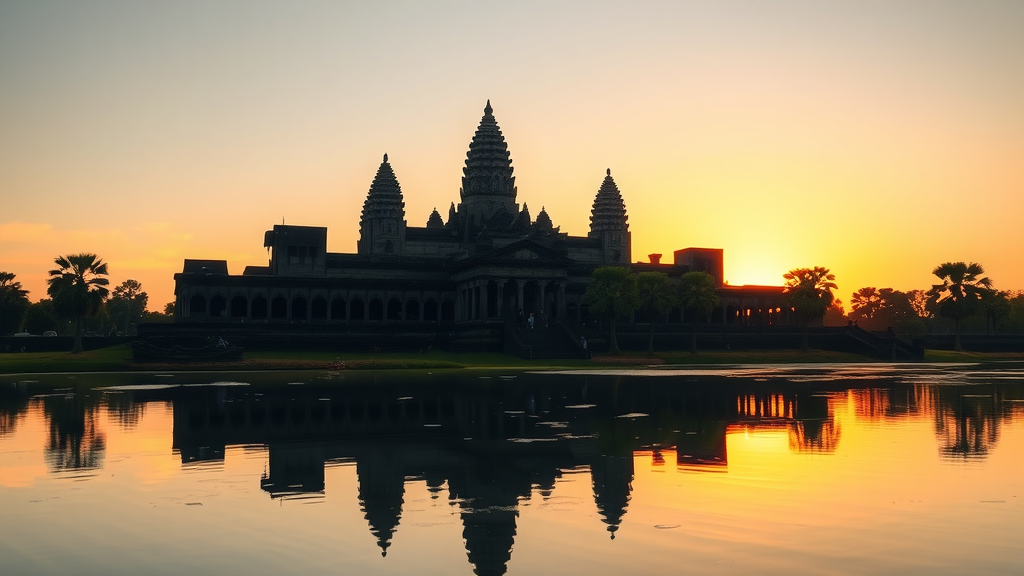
[{"x1": 1, "y1": 1, "x2": 1022, "y2": 309}]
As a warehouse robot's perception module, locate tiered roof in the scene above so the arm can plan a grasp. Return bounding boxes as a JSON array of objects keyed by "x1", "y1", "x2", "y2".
[
  {"x1": 426, "y1": 208, "x2": 444, "y2": 228},
  {"x1": 589, "y1": 168, "x2": 629, "y2": 235},
  {"x1": 360, "y1": 154, "x2": 406, "y2": 225},
  {"x1": 461, "y1": 100, "x2": 516, "y2": 200},
  {"x1": 534, "y1": 206, "x2": 555, "y2": 233}
]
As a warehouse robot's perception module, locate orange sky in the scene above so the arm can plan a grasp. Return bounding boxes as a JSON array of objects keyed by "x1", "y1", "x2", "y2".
[{"x1": 1, "y1": 1, "x2": 1022, "y2": 309}]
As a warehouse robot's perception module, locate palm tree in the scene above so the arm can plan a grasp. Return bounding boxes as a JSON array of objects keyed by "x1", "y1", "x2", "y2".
[
  {"x1": 783, "y1": 267, "x2": 837, "y2": 350},
  {"x1": 849, "y1": 287, "x2": 882, "y2": 326},
  {"x1": 0, "y1": 271, "x2": 31, "y2": 335},
  {"x1": 46, "y1": 254, "x2": 110, "y2": 353},
  {"x1": 635, "y1": 272, "x2": 676, "y2": 356},
  {"x1": 583, "y1": 266, "x2": 639, "y2": 355},
  {"x1": 929, "y1": 261, "x2": 992, "y2": 351},
  {"x1": 980, "y1": 290, "x2": 1011, "y2": 335},
  {"x1": 678, "y1": 271, "x2": 719, "y2": 354}
]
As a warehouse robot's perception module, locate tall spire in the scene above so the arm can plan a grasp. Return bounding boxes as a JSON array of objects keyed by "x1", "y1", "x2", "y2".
[
  {"x1": 589, "y1": 168, "x2": 630, "y2": 264},
  {"x1": 359, "y1": 154, "x2": 407, "y2": 255},
  {"x1": 460, "y1": 101, "x2": 516, "y2": 200},
  {"x1": 589, "y1": 169, "x2": 629, "y2": 234},
  {"x1": 361, "y1": 154, "x2": 405, "y2": 223}
]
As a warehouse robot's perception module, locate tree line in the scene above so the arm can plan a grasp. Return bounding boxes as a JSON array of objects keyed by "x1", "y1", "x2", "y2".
[
  {"x1": 3, "y1": 253, "x2": 1020, "y2": 355},
  {"x1": 582, "y1": 261, "x2": 1024, "y2": 354},
  {"x1": 0, "y1": 253, "x2": 173, "y2": 353}
]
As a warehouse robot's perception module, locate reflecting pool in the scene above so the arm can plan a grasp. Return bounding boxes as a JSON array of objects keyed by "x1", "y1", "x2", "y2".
[{"x1": 1, "y1": 364, "x2": 1022, "y2": 575}]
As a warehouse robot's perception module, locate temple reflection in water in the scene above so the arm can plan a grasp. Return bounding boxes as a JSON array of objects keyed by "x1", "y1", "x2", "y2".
[{"x1": 2, "y1": 369, "x2": 1023, "y2": 576}]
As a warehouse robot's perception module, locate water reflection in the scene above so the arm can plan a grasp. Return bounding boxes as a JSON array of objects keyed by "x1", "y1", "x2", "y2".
[
  {"x1": 41, "y1": 391, "x2": 106, "y2": 474},
  {"x1": 2, "y1": 366, "x2": 1023, "y2": 576}
]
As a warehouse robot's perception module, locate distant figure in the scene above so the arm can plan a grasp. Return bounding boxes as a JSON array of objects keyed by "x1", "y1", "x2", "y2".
[
  {"x1": 726, "y1": 343, "x2": 731, "y2": 351},
  {"x1": 581, "y1": 335, "x2": 588, "y2": 357},
  {"x1": 518, "y1": 308, "x2": 525, "y2": 327},
  {"x1": 540, "y1": 310, "x2": 548, "y2": 329},
  {"x1": 528, "y1": 312, "x2": 535, "y2": 329},
  {"x1": 217, "y1": 337, "x2": 228, "y2": 349}
]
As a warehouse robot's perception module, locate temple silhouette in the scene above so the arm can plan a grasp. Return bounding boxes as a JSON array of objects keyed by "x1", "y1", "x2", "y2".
[{"x1": 167, "y1": 101, "x2": 794, "y2": 353}]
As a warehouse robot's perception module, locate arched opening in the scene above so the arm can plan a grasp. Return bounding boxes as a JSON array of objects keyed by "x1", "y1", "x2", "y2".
[
  {"x1": 350, "y1": 299, "x2": 365, "y2": 321},
  {"x1": 522, "y1": 283, "x2": 539, "y2": 316},
  {"x1": 405, "y1": 299, "x2": 420, "y2": 321},
  {"x1": 368, "y1": 298, "x2": 384, "y2": 321},
  {"x1": 331, "y1": 298, "x2": 346, "y2": 320},
  {"x1": 230, "y1": 296, "x2": 247, "y2": 318},
  {"x1": 311, "y1": 296, "x2": 327, "y2": 319},
  {"x1": 188, "y1": 295, "x2": 207, "y2": 317},
  {"x1": 291, "y1": 297, "x2": 308, "y2": 321},
  {"x1": 271, "y1": 296, "x2": 287, "y2": 319},
  {"x1": 423, "y1": 299, "x2": 438, "y2": 322},
  {"x1": 209, "y1": 295, "x2": 226, "y2": 317},
  {"x1": 441, "y1": 300, "x2": 455, "y2": 323},
  {"x1": 387, "y1": 298, "x2": 402, "y2": 321},
  {"x1": 251, "y1": 295, "x2": 267, "y2": 319}
]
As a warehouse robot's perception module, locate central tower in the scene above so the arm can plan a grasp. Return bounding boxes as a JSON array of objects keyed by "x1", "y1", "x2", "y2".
[{"x1": 457, "y1": 100, "x2": 520, "y2": 232}]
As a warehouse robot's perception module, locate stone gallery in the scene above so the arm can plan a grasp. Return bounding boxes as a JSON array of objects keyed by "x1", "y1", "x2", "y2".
[{"x1": 172, "y1": 102, "x2": 787, "y2": 331}]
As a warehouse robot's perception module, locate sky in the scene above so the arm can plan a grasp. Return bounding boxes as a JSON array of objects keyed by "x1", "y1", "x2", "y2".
[{"x1": 1, "y1": 0, "x2": 1022, "y2": 310}]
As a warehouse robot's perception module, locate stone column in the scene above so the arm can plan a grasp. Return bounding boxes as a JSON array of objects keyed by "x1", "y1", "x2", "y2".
[
  {"x1": 496, "y1": 280, "x2": 505, "y2": 318},
  {"x1": 455, "y1": 286, "x2": 463, "y2": 322},
  {"x1": 477, "y1": 281, "x2": 487, "y2": 320},
  {"x1": 516, "y1": 280, "x2": 525, "y2": 315},
  {"x1": 538, "y1": 280, "x2": 549, "y2": 317},
  {"x1": 470, "y1": 284, "x2": 477, "y2": 321},
  {"x1": 557, "y1": 283, "x2": 566, "y2": 320}
]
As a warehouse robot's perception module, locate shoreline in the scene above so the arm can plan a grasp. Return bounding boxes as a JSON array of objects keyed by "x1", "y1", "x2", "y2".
[{"x1": 2, "y1": 344, "x2": 1023, "y2": 377}]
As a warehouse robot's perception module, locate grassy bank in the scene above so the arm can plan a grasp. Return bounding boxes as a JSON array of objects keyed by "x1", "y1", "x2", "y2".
[
  {"x1": 922, "y1": 350, "x2": 1024, "y2": 363},
  {"x1": 2, "y1": 344, "x2": 1022, "y2": 375}
]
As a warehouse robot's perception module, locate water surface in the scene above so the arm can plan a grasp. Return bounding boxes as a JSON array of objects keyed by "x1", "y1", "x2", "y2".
[{"x1": 1, "y1": 364, "x2": 1022, "y2": 575}]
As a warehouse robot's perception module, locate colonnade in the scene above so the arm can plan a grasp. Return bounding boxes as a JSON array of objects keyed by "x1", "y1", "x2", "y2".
[
  {"x1": 179, "y1": 287, "x2": 456, "y2": 324},
  {"x1": 454, "y1": 278, "x2": 570, "y2": 322}
]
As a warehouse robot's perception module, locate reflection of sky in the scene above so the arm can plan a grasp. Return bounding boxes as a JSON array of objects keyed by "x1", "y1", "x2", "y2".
[{"x1": 1, "y1": 374, "x2": 1023, "y2": 575}]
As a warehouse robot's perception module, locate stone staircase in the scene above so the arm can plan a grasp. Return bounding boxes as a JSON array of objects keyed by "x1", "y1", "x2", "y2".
[{"x1": 506, "y1": 323, "x2": 588, "y2": 360}]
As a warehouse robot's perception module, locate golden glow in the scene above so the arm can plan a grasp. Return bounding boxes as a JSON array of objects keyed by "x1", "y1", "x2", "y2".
[{"x1": 1, "y1": 3, "x2": 1022, "y2": 307}]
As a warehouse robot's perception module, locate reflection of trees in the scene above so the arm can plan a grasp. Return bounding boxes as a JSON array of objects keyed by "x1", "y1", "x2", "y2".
[
  {"x1": 0, "y1": 383, "x2": 30, "y2": 437},
  {"x1": 851, "y1": 386, "x2": 931, "y2": 421},
  {"x1": 934, "y1": 389, "x2": 999, "y2": 461},
  {"x1": 104, "y1": 392, "x2": 146, "y2": 430},
  {"x1": 41, "y1": 393, "x2": 106, "y2": 472},
  {"x1": 788, "y1": 420, "x2": 840, "y2": 453}
]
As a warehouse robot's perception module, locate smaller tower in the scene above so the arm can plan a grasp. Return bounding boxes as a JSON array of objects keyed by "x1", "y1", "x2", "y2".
[
  {"x1": 589, "y1": 168, "x2": 631, "y2": 264},
  {"x1": 358, "y1": 154, "x2": 407, "y2": 256},
  {"x1": 426, "y1": 208, "x2": 444, "y2": 228}
]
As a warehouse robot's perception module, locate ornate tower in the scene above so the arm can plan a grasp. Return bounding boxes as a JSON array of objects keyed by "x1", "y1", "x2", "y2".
[
  {"x1": 588, "y1": 169, "x2": 631, "y2": 264},
  {"x1": 358, "y1": 154, "x2": 407, "y2": 255},
  {"x1": 457, "y1": 100, "x2": 519, "y2": 234}
]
